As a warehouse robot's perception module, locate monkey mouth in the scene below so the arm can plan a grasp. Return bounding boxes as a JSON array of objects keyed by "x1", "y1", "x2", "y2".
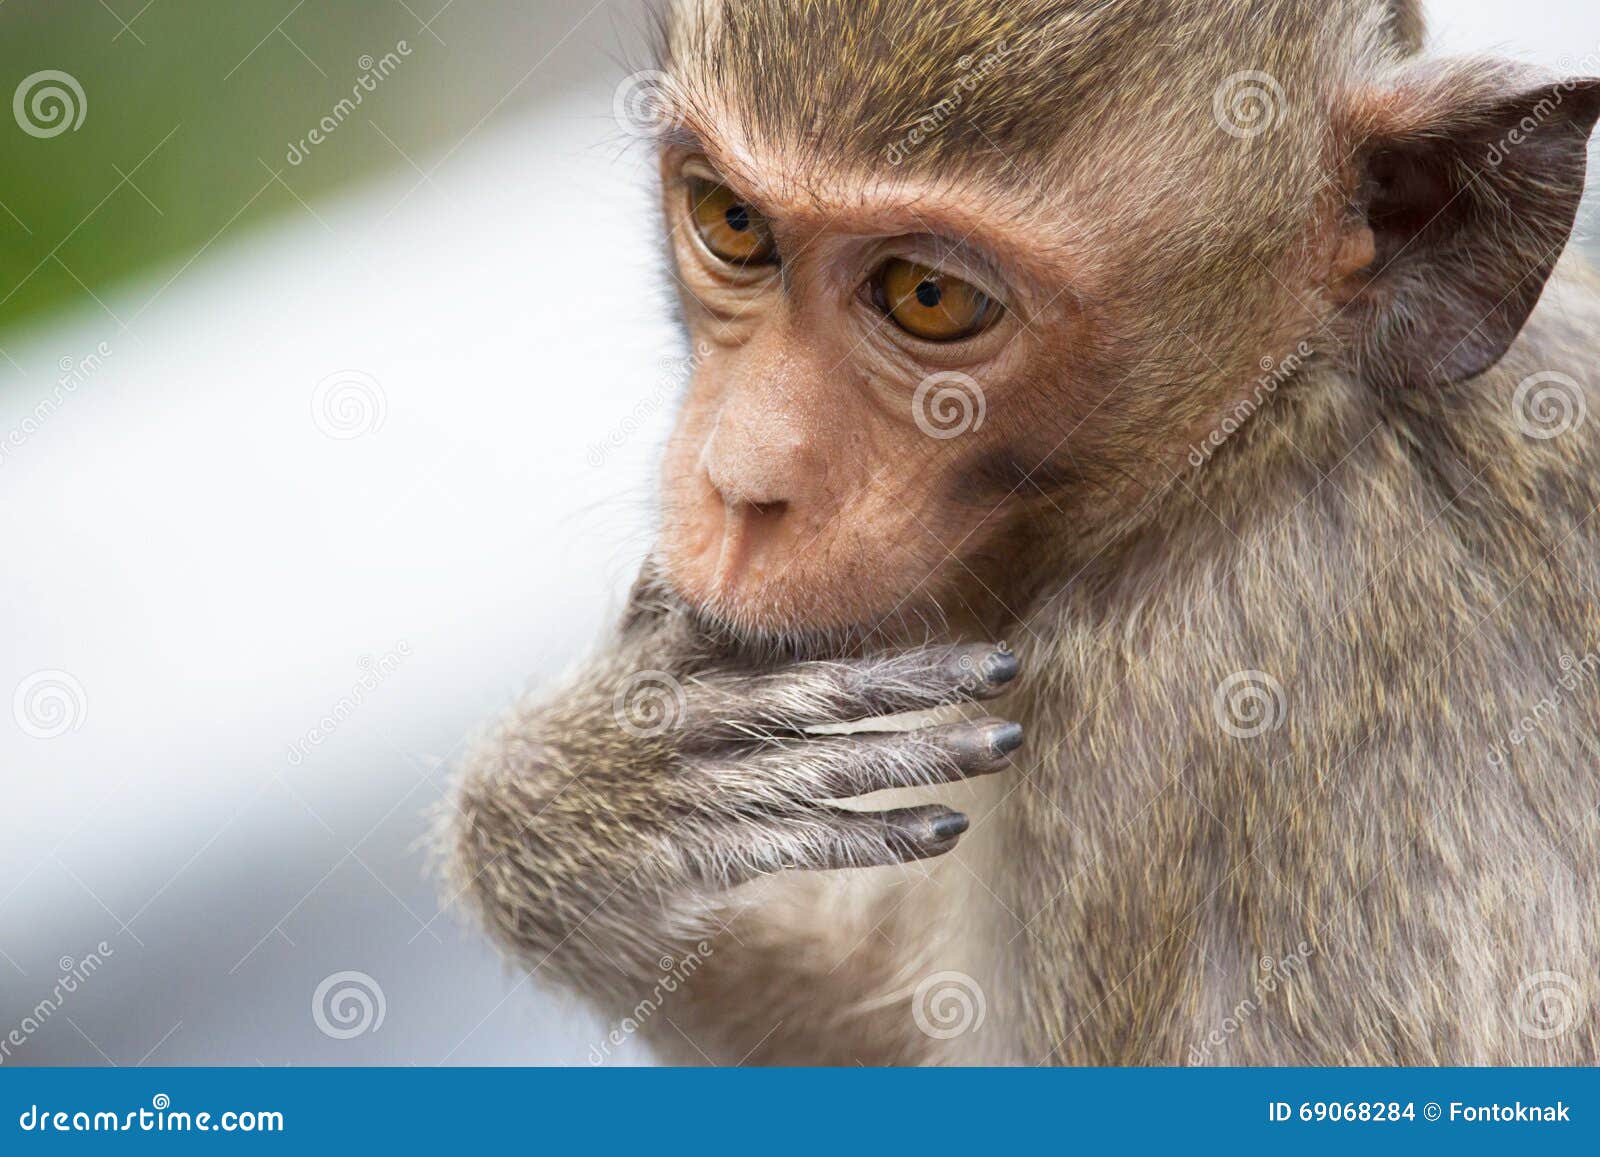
[{"x1": 645, "y1": 556, "x2": 968, "y2": 664}]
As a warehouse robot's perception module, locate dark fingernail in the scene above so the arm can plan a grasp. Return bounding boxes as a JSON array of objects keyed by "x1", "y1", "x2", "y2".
[
  {"x1": 982, "y1": 649, "x2": 1019, "y2": 687},
  {"x1": 930, "y1": 812, "x2": 970, "y2": 841},
  {"x1": 988, "y1": 721, "x2": 1024, "y2": 756}
]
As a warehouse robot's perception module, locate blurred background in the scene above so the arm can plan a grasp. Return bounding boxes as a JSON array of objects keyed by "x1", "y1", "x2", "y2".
[{"x1": 2, "y1": 1, "x2": 1598, "y2": 1066}]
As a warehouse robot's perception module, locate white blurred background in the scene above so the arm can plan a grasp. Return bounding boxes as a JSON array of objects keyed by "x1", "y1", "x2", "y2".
[{"x1": 2, "y1": 1, "x2": 1598, "y2": 1066}]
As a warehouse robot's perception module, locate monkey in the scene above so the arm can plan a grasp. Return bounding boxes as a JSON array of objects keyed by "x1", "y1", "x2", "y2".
[{"x1": 445, "y1": 0, "x2": 1600, "y2": 1065}]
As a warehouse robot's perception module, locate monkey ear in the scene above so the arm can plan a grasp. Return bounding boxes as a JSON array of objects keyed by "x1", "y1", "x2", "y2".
[{"x1": 1332, "y1": 62, "x2": 1600, "y2": 390}]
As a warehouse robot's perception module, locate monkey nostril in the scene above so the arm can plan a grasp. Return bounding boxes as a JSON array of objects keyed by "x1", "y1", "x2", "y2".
[{"x1": 747, "y1": 499, "x2": 788, "y2": 520}]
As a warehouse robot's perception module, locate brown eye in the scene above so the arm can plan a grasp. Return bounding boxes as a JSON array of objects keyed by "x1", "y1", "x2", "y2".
[
  {"x1": 687, "y1": 177, "x2": 777, "y2": 266},
  {"x1": 875, "y1": 259, "x2": 1001, "y2": 342}
]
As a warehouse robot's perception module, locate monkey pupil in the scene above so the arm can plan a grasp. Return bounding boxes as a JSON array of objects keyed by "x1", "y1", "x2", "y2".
[
  {"x1": 724, "y1": 204, "x2": 751, "y2": 233},
  {"x1": 915, "y1": 280, "x2": 942, "y2": 308}
]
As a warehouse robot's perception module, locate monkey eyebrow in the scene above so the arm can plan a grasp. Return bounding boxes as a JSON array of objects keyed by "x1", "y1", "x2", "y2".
[
  {"x1": 656, "y1": 124, "x2": 1080, "y2": 294},
  {"x1": 893, "y1": 230, "x2": 1013, "y2": 293},
  {"x1": 657, "y1": 124, "x2": 777, "y2": 209}
]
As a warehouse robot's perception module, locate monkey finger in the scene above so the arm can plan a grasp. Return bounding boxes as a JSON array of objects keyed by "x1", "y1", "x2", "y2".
[
  {"x1": 799, "y1": 805, "x2": 972, "y2": 871},
  {"x1": 692, "y1": 804, "x2": 971, "y2": 886},
  {"x1": 687, "y1": 643, "x2": 1020, "y2": 740},
  {"x1": 718, "y1": 717, "x2": 1023, "y2": 802}
]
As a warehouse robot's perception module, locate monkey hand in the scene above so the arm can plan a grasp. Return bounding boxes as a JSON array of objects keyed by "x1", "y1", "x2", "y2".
[
  {"x1": 448, "y1": 625, "x2": 1022, "y2": 987},
  {"x1": 628, "y1": 640, "x2": 1024, "y2": 885}
]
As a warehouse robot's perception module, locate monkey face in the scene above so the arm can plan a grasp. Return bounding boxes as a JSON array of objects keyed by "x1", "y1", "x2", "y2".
[{"x1": 652, "y1": 144, "x2": 1110, "y2": 644}]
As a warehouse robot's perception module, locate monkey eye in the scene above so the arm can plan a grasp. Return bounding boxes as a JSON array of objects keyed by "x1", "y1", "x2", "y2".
[
  {"x1": 872, "y1": 259, "x2": 1001, "y2": 342},
  {"x1": 687, "y1": 177, "x2": 778, "y2": 266}
]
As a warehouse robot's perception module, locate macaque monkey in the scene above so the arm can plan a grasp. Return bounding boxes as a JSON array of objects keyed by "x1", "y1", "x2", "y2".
[{"x1": 447, "y1": 0, "x2": 1600, "y2": 1064}]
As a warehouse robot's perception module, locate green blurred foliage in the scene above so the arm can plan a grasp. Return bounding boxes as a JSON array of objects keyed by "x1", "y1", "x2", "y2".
[{"x1": 0, "y1": 0, "x2": 633, "y2": 337}]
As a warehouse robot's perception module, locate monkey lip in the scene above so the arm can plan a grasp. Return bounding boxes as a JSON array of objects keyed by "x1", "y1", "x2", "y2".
[
  {"x1": 661, "y1": 574, "x2": 961, "y2": 662},
  {"x1": 659, "y1": 530, "x2": 1004, "y2": 658}
]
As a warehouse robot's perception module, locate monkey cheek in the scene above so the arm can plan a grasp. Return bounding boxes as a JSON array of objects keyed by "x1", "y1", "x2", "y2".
[{"x1": 657, "y1": 523, "x2": 720, "y2": 607}]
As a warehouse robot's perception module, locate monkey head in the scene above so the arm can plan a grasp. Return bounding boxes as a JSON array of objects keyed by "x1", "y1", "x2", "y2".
[{"x1": 644, "y1": 0, "x2": 1600, "y2": 645}]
